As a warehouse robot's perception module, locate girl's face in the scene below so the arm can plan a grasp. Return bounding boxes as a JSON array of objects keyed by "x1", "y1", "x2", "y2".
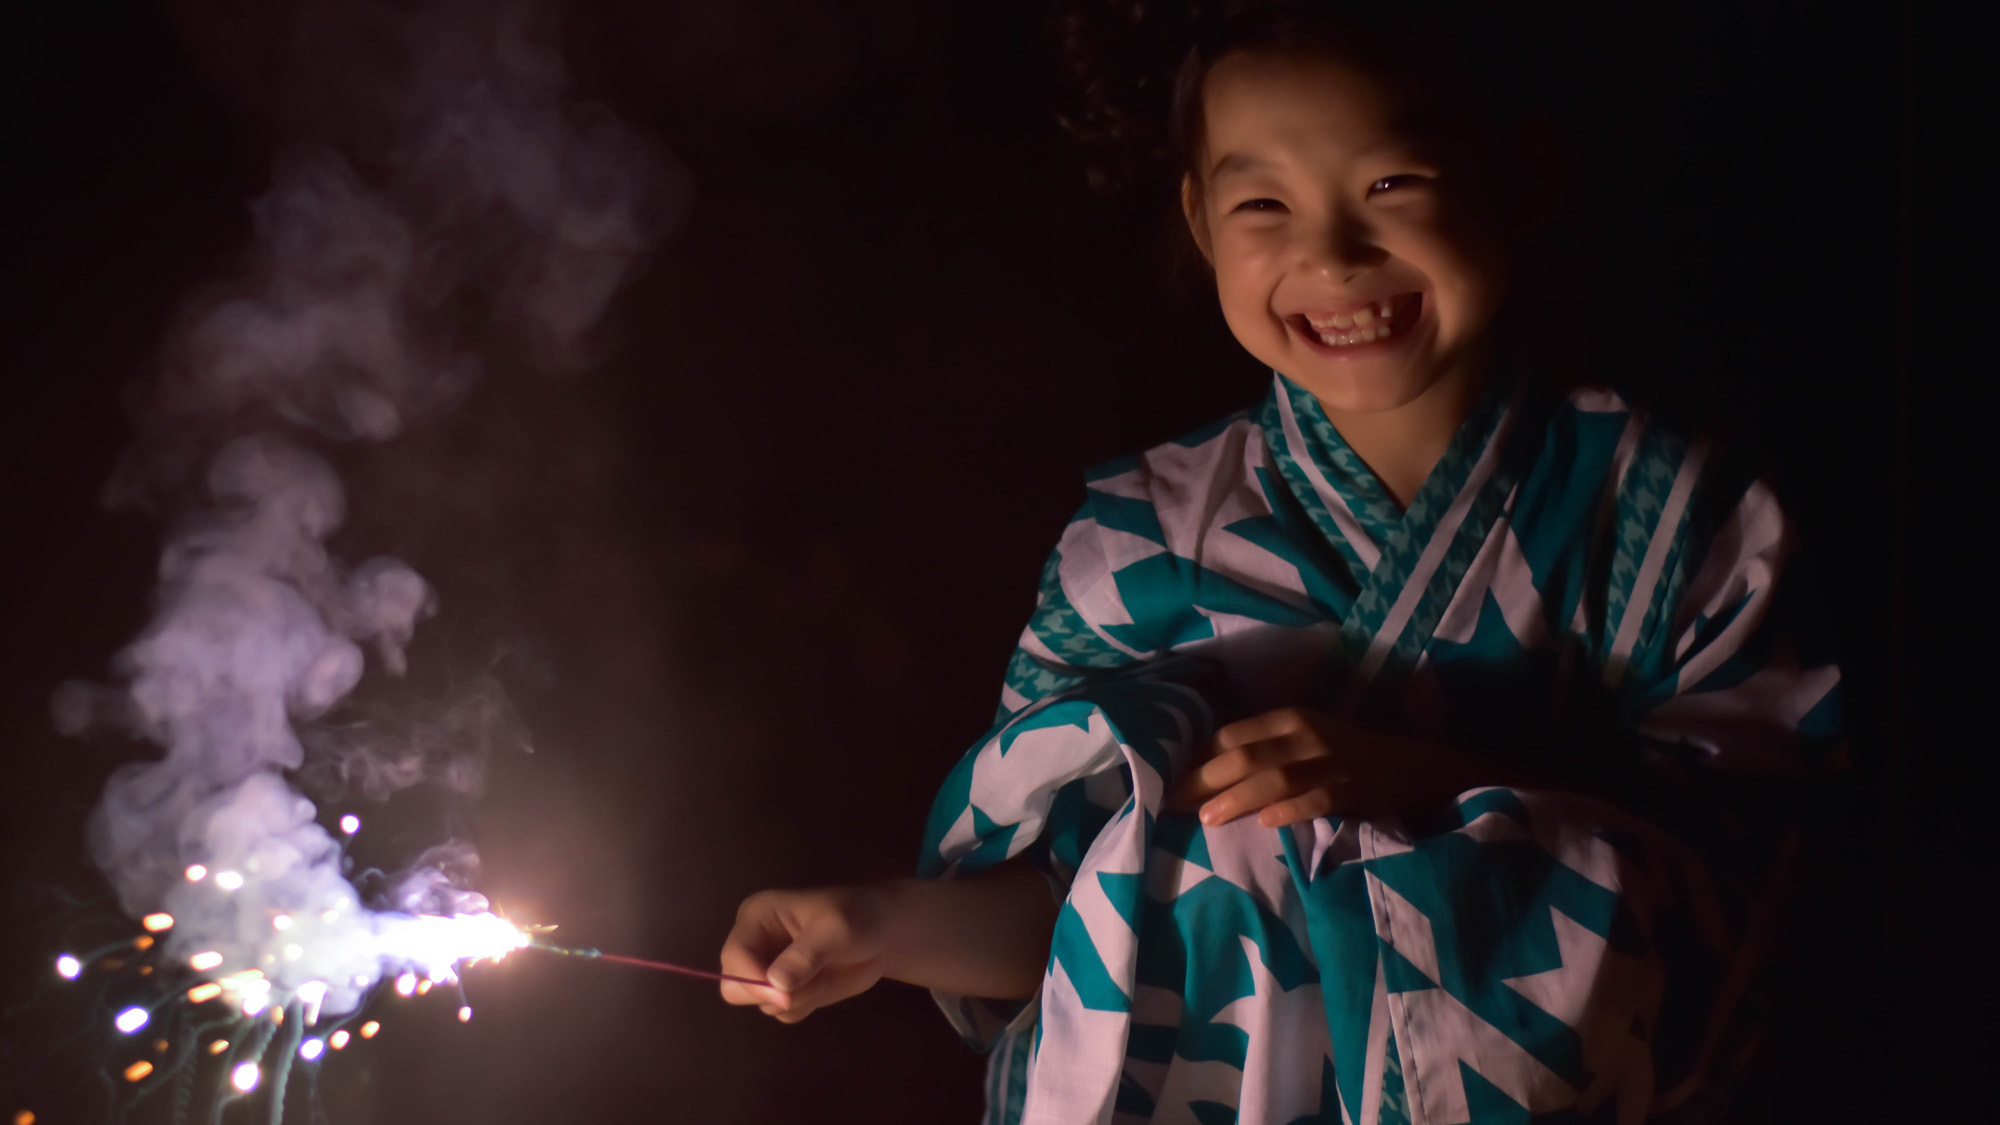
[{"x1": 1183, "y1": 50, "x2": 1512, "y2": 418}]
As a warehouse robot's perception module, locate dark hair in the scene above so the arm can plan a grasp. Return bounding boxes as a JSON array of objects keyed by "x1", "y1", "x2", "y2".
[{"x1": 1055, "y1": 0, "x2": 1569, "y2": 199}]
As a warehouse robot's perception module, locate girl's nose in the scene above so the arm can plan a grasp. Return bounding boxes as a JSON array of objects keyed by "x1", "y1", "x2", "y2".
[{"x1": 1299, "y1": 206, "x2": 1384, "y2": 280}]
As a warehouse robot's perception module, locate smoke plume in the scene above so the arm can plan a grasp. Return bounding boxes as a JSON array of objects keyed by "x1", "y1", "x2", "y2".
[{"x1": 55, "y1": 0, "x2": 681, "y2": 1020}]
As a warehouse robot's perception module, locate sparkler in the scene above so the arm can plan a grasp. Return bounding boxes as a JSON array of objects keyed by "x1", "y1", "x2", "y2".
[{"x1": 527, "y1": 941, "x2": 774, "y2": 989}]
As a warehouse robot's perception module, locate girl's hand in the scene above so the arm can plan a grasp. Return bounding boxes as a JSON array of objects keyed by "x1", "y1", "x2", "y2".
[
  {"x1": 719, "y1": 884, "x2": 893, "y2": 1023},
  {"x1": 719, "y1": 867, "x2": 1058, "y2": 1024},
  {"x1": 1166, "y1": 706, "x2": 1480, "y2": 827}
]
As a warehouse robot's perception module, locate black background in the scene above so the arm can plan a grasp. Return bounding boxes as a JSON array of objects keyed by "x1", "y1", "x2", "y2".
[{"x1": 0, "y1": 1, "x2": 1933, "y2": 1122}]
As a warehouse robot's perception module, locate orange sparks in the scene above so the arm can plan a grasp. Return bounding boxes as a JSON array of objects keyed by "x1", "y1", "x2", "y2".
[
  {"x1": 153, "y1": 1039, "x2": 168, "y2": 1053},
  {"x1": 457, "y1": 1006, "x2": 472, "y2": 1022},
  {"x1": 416, "y1": 979, "x2": 433, "y2": 996},
  {"x1": 124, "y1": 1061, "x2": 154, "y2": 1082},
  {"x1": 188, "y1": 982, "x2": 223, "y2": 1003},
  {"x1": 208, "y1": 1039, "x2": 230, "y2": 1055},
  {"x1": 329, "y1": 1030, "x2": 350, "y2": 1050},
  {"x1": 16, "y1": 1112, "x2": 36, "y2": 1125},
  {"x1": 188, "y1": 951, "x2": 224, "y2": 971},
  {"x1": 133, "y1": 936, "x2": 154, "y2": 951},
  {"x1": 359, "y1": 1021, "x2": 380, "y2": 1039},
  {"x1": 141, "y1": 913, "x2": 174, "y2": 932}
]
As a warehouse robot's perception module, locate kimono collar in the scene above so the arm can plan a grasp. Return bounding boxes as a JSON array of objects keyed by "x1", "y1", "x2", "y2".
[
  {"x1": 1258, "y1": 368, "x2": 1514, "y2": 572},
  {"x1": 1257, "y1": 367, "x2": 1539, "y2": 707}
]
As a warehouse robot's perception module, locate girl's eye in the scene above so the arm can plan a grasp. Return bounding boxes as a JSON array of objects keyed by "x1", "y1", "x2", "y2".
[
  {"x1": 1368, "y1": 175, "x2": 1429, "y2": 196},
  {"x1": 1231, "y1": 198, "x2": 1286, "y2": 214}
]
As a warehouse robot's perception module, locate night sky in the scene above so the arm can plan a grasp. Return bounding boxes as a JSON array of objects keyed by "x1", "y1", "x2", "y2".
[{"x1": 0, "y1": 1, "x2": 1936, "y2": 1122}]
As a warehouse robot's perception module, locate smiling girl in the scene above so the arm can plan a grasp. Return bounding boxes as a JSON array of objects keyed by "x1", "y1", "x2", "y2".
[{"x1": 721, "y1": 4, "x2": 1841, "y2": 1122}]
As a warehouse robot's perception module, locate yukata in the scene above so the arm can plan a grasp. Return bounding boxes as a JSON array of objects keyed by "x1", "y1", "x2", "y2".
[{"x1": 917, "y1": 372, "x2": 1843, "y2": 1125}]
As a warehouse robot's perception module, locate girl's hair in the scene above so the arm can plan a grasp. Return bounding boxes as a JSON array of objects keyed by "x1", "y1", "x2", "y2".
[{"x1": 1055, "y1": 0, "x2": 1571, "y2": 198}]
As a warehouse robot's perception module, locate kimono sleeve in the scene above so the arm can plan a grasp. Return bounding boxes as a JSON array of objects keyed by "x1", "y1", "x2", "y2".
[
  {"x1": 1620, "y1": 466, "x2": 1846, "y2": 874},
  {"x1": 1627, "y1": 473, "x2": 1843, "y2": 770},
  {"x1": 992, "y1": 503, "x2": 1155, "y2": 720},
  {"x1": 918, "y1": 504, "x2": 1222, "y2": 1050}
]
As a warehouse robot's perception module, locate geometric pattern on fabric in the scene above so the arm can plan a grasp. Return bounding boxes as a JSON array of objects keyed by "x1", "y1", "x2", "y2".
[{"x1": 919, "y1": 374, "x2": 1841, "y2": 1124}]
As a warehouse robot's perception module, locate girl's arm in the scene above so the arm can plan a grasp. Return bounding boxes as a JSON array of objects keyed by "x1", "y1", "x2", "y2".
[{"x1": 718, "y1": 862, "x2": 1059, "y2": 1022}]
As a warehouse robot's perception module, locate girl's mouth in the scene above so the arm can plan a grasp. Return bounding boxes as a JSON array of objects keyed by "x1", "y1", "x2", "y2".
[{"x1": 1289, "y1": 292, "x2": 1423, "y2": 352}]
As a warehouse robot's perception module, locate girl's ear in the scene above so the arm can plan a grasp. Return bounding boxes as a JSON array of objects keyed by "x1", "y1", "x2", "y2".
[{"x1": 1181, "y1": 175, "x2": 1215, "y2": 265}]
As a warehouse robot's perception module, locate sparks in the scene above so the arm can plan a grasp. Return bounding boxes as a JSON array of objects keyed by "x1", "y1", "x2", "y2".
[
  {"x1": 141, "y1": 913, "x2": 174, "y2": 932},
  {"x1": 457, "y1": 1005, "x2": 472, "y2": 1022},
  {"x1": 230, "y1": 1062, "x2": 260, "y2": 1093},
  {"x1": 53, "y1": 955, "x2": 81, "y2": 980},
  {"x1": 272, "y1": 914, "x2": 293, "y2": 931},
  {"x1": 299, "y1": 1038, "x2": 325, "y2": 1061},
  {"x1": 339, "y1": 814, "x2": 361, "y2": 835},
  {"x1": 329, "y1": 1029, "x2": 350, "y2": 1050},
  {"x1": 208, "y1": 1040, "x2": 230, "y2": 1055},
  {"x1": 188, "y1": 982, "x2": 223, "y2": 1003},
  {"x1": 394, "y1": 972, "x2": 417, "y2": 997},
  {"x1": 113, "y1": 1007, "x2": 148, "y2": 1034},
  {"x1": 123, "y1": 1061, "x2": 154, "y2": 1083},
  {"x1": 189, "y1": 950, "x2": 224, "y2": 971},
  {"x1": 213, "y1": 870, "x2": 244, "y2": 891},
  {"x1": 185, "y1": 864, "x2": 207, "y2": 882}
]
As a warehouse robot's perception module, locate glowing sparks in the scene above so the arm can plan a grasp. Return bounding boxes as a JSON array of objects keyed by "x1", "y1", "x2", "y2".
[
  {"x1": 230, "y1": 1062, "x2": 260, "y2": 1093},
  {"x1": 213, "y1": 870, "x2": 244, "y2": 891},
  {"x1": 296, "y1": 980, "x2": 327, "y2": 1025},
  {"x1": 188, "y1": 982, "x2": 223, "y2": 1003},
  {"x1": 416, "y1": 979, "x2": 433, "y2": 996},
  {"x1": 299, "y1": 1038, "x2": 325, "y2": 1061},
  {"x1": 54, "y1": 955, "x2": 81, "y2": 980},
  {"x1": 208, "y1": 1040, "x2": 230, "y2": 1055},
  {"x1": 189, "y1": 950, "x2": 224, "y2": 972},
  {"x1": 114, "y1": 1007, "x2": 149, "y2": 1034},
  {"x1": 272, "y1": 914, "x2": 293, "y2": 931},
  {"x1": 394, "y1": 971, "x2": 417, "y2": 997},
  {"x1": 329, "y1": 1029, "x2": 350, "y2": 1050},
  {"x1": 16, "y1": 1112, "x2": 35, "y2": 1125},
  {"x1": 141, "y1": 913, "x2": 174, "y2": 932},
  {"x1": 457, "y1": 1005, "x2": 472, "y2": 1022},
  {"x1": 358, "y1": 1021, "x2": 380, "y2": 1039},
  {"x1": 123, "y1": 1061, "x2": 154, "y2": 1083},
  {"x1": 185, "y1": 864, "x2": 207, "y2": 882},
  {"x1": 339, "y1": 814, "x2": 361, "y2": 835},
  {"x1": 283, "y1": 943, "x2": 304, "y2": 961},
  {"x1": 133, "y1": 937, "x2": 154, "y2": 952}
]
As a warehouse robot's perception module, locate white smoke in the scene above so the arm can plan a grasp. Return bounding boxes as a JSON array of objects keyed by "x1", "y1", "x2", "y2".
[{"x1": 55, "y1": 0, "x2": 682, "y2": 1021}]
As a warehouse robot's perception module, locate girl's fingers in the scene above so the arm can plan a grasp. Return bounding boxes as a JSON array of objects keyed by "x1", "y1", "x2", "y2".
[
  {"x1": 1199, "y1": 758, "x2": 1347, "y2": 825},
  {"x1": 1214, "y1": 708, "x2": 1312, "y2": 750},
  {"x1": 1168, "y1": 745, "x2": 1255, "y2": 809},
  {"x1": 1257, "y1": 787, "x2": 1338, "y2": 828},
  {"x1": 1196, "y1": 767, "x2": 1297, "y2": 825},
  {"x1": 765, "y1": 938, "x2": 826, "y2": 994},
  {"x1": 1170, "y1": 736, "x2": 1306, "y2": 809}
]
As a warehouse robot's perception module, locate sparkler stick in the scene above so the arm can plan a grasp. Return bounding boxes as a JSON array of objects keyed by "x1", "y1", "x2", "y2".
[{"x1": 527, "y1": 942, "x2": 776, "y2": 990}]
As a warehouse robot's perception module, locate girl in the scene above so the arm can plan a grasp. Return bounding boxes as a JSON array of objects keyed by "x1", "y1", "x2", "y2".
[{"x1": 720, "y1": 3, "x2": 1841, "y2": 1122}]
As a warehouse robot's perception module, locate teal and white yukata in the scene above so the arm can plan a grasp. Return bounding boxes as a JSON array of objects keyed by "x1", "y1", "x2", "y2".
[{"x1": 918, "y1": 373, "x2": 1842, "y2": 1125}]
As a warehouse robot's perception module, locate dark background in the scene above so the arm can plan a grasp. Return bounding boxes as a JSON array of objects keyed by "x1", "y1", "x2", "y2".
[{"x1": 0, "y1": 1, "x2": 1933, "y2": 1122}]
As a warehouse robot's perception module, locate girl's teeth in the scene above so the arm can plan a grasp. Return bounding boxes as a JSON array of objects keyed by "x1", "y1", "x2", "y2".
[{"x1": 1353, "y1": 307, "x2": 1375, "y2": 327}]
